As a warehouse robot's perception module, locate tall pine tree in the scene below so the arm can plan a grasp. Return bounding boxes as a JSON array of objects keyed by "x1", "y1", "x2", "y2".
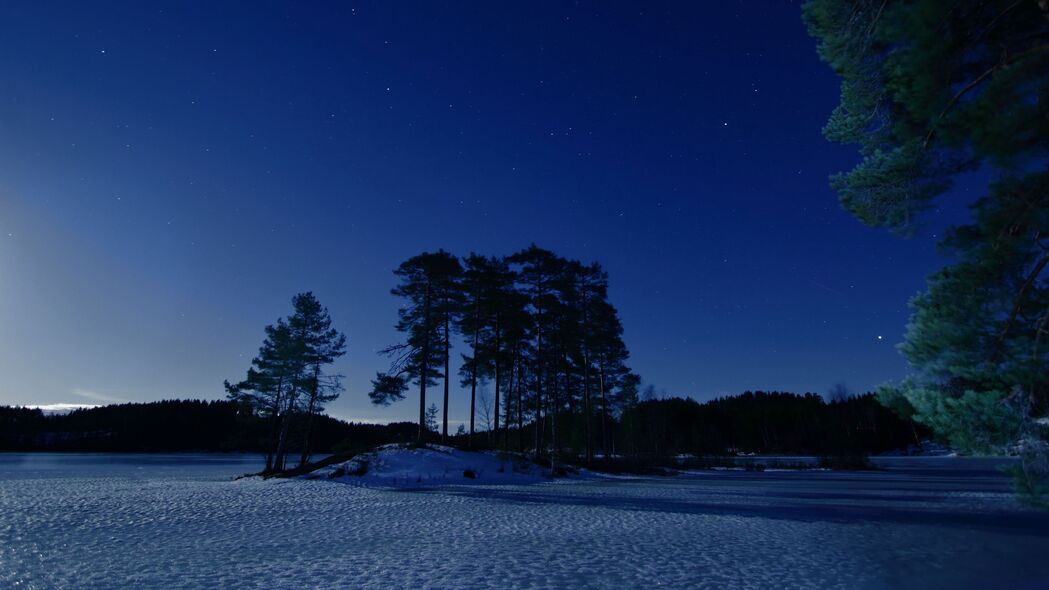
[
  {"x1": 225, "y1": 319, "x2": 298, "y2": 472},
  {"x1": 457, "y1": 254, "x2": 491, "y2": 446},
  {"x1": 508, "y1": 245, "x2": 564, "y2": 455},
  {"x1": 805, "y1": 0, "x2": 1049, "y2": 497},
  {"x1": 370, "y1": 250, "x2": 460, "y2": 443},
  {"x1": 226, "y1": 292, "x2": 346, "y2": 472},
  {"x1": 288, "y1": 292, "x2": 346, "y2": 467}
]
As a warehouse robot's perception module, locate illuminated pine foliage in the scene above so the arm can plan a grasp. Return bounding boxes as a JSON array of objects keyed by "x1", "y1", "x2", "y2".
[{"x1": 805, "y1": 0, "x2": 1049, "y2": 498}]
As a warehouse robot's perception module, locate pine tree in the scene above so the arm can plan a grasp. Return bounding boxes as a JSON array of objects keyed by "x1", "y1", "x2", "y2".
[
  {"x1": 492, "y1": 264, "x2": 531, "y2": 450},
  {"x1": 546, "y1": 260, "x2": 584, "y2": 467},
  {"x1": 457, "y1": 254, "x2": 524, "y2": 445},
  {"x1": 508, "y1": 245, "x2": 564, "y2": 455},
  {"x1": 482, "y1": 257, "x2": 524, "y2": 446},
  {"x1": 370, "y1": 250, "x2": 461, "y2": 443},
  {"x1": 568, "y1": 261, "x2": 612, "y2": 464},
  {"x1": 425, "y1": 403, "x2": 440, "y2": 435},
  {"x1": 586, "y1": 292, "x2": 630, "y2": 457},
  {"x1": 225, "y1": 292, "x2": 346, "y2": 472},
  {"x1": 804, "y1": 0, "x2": 1049, "y2": 496},
  {"x1": 225, "y1": 319, "x2": 298, "y2": 472},
  {"x1": 457, "y1": 254, "x2": 495, "y2": 447},
  {"x1": 287, "y1": 292, "x2": 346, "y2": 467},
  {"x1": 435, "y1": 255, "x2": 463, "y2": 443}
]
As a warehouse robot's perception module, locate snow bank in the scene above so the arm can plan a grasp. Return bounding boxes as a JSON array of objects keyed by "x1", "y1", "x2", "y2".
[
  {"x1": 879, "y1": 439, "x2": 958, "y2": 457},
  {"x1": 308, "y1": 444, "x2": 554, "y2": 486}
]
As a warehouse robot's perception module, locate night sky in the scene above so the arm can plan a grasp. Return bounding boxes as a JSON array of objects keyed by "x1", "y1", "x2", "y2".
[{"x1": 0, "y1": 1, "x2": 964, "y2": 423}]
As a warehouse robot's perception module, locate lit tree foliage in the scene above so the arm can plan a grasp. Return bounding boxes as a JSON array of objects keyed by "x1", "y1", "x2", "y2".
[{"x1": 805, "y1": 0, "x2": 1049, "y2": 498}]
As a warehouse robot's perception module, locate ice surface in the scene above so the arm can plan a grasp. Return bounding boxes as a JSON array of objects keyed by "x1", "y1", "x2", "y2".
[{"x1": 1, "y1": 454, "x2": 1048, "y2": 589}]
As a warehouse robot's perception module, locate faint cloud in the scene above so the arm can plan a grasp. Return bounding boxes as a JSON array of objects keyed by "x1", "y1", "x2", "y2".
[
  {"x1": 329, "y1": 416, "x2": 392, "y2": 425},
  {"x1": 23, "y1": 403, "x2": 100, "y2": 415},
  {"x1": 810, "y1": 280, "x2": 846, "y2": 298},
  {"x1": 71, "y1": 388, "x2": 126, "y2": 403}
]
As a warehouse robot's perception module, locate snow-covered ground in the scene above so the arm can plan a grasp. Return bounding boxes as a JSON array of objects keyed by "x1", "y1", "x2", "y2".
[
  {"x1": 1, "y1": 453, "x2": 1048, "y2": 589},
  {"x1": 308, "y1": 444, "x2": 553, "y2": 486},
  {"x1": 879, "y1": 439, "x2": 957, "y2": 457}
]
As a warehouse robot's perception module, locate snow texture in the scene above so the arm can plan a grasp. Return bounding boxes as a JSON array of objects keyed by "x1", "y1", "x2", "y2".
[
  {"x1": 1, "y1": 454, "x2": 1048, "y2": 589},
  {"x1": 308, "y1": 444, "x2": 553, "y2": 486}
]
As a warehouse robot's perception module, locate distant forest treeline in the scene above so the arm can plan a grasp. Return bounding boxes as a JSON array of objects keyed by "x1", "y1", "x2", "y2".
[
  {"x1": 0, "y1": 400, "x2": 415, "y2": 453},
  {"x1": 613, "y1": 391, "x2": 924, "y2": 456},
  {"x1": 1, "y1": 392, "x2": 923, "y2": 455}
]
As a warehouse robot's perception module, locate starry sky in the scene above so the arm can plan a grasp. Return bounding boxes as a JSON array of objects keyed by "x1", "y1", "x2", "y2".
[{"x1": 0, "y1": 1, "x2": 965, "y2": 423}]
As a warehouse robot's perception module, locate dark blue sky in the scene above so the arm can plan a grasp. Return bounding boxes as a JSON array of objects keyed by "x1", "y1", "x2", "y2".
[{"x1": 0, "y1": 1, "x2": 960, "y2": 423}]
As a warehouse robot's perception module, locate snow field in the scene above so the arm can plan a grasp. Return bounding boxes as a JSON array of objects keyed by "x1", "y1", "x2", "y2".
[
  {"x1": 1, "y1": 455, "x2": 1047, "y2": 589},
  {"x1": 309, "y1": 444, "x2": 552, "y2": 486}
]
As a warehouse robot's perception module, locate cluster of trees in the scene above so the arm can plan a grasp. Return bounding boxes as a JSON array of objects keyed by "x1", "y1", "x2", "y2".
[
  {"x1": 225, "y1": 292, "x2": 347, "y2": 473},
  {"x1": 369, "y1": 246, "x2": 633, "y2": 465},
  {"x1": 805, "y1": 0, "x2": 1049, "y2": 495},
  {"x1": 0, "y1": 400, "x2": 419, "y2": 452}
]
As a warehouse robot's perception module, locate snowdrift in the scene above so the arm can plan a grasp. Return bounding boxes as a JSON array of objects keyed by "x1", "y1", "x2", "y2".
[{"x1": 306, "y1": 444, "x2": 557, "y2": 486}]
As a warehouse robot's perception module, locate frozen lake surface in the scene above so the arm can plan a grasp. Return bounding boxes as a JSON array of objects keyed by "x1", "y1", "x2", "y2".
[{"x1": 2, "y1": 453, "x2": 1048, "y2": 589}]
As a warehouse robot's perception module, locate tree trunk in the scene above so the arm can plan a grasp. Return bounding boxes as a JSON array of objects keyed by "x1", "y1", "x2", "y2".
[
  {"x1": 298, "y1": 406, "x2": 315, "y2": 467},
  {"x1": 557, "y1": 353, "x2": 573, "y2": 471},
  {"x1": 264, "y1": 376, "x2": 284, "y2": 472},
  {"x1": 517, "y1": 357, "x2": 525, "y2": 452},
  {"x1": 583, "y1": 346, "x2": 592, "y2": 465},
  {"x1": 418, "y1": 283, "x2": 431, "y2": 443},
  {"x1": 534, "y1": 315, "x2": 543, "y2": 455},
  {"x1": 442, "y1": 294, "x2": 451, "y2": 443},
  {"x1": 503, "y1": 343, "x2": 517, "y2": 450},
  {"x1": 549, "y1": 382, "x2": 558, "y2": 475},
  {"x1": 599, "y1": 363, "x2": 609, "y2": 458},
  {"x1": 274, "y1": 387, "x2": 297, "y2": 472},
  {"x1": 298, "y1": 367, "x2": 320, "y2": 468},
  {"x1": 469, "y1": 319, "x2": 479, "y2": 448},
  {"x1": 493, "y1": 318, "x2": 501, "y2": 440}
]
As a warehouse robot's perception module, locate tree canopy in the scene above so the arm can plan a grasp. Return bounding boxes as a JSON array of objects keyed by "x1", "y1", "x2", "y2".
[
  {"x1": 370, "y1": 246, "x2": 634, "y2": 464},
  {"x1": 226, "y1": 292, "x2": 346, "y2": 472},
  {"x1": 805, "y1": 0, "x2": 1049, "y2": 497}
]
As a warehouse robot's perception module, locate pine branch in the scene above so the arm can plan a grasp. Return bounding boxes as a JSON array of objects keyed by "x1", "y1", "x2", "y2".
[
  {"x1": 976, "y1": 0, "x2": 1025, "y2": 43},
  {"x1": 924, "y1": 43, "x2": 1049, "y2": 149},
  {"x1": 992, "y1": 250, "x2": 1049, "y2": 362}
]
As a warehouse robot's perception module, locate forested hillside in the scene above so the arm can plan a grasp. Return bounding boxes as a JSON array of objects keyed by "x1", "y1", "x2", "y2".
[
  {"x1": 613, "y1": 392, "x2": 924, "y2": 457},
  {"x1": 0, "y1": 400, "x2": 416, "y2": 453},
  {"x1": 1, "y1": 391, "x2": 922, "y2": 457}
]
